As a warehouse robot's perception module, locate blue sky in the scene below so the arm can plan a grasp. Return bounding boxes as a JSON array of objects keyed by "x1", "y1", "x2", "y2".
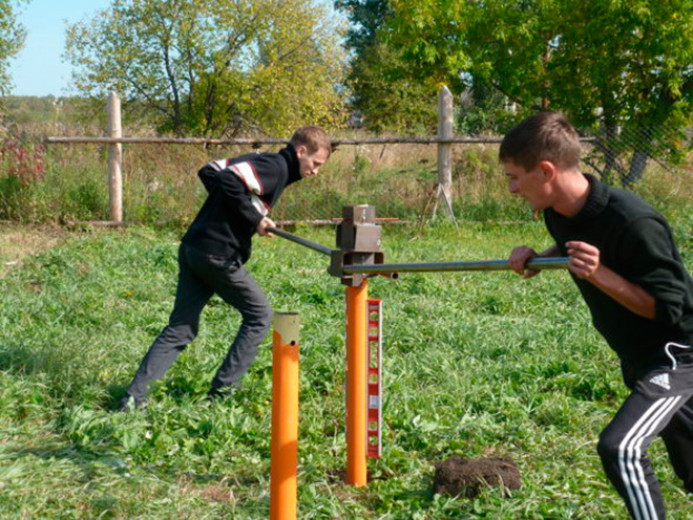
[
  {"x1": 8, "y1": 0, "x2": 343, "y2": 98},
  {"x1": 8, "y1": 0, "x2": 112, "y2": 97}
]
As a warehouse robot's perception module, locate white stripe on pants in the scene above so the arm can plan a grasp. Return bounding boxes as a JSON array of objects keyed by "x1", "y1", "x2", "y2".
[{"x1": 617, "y1": 396, "x2": 681, "y2": 520}]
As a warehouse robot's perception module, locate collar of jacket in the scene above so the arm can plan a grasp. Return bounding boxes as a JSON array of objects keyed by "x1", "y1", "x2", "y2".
[
  {"x1": 547, "y1": 173, "x2": 610, "y2": 227},
  {"x1": 279, "y1": 143, "x2": 302, "y2": 185}
]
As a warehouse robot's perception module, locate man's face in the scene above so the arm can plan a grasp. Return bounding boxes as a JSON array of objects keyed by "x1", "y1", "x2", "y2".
[
  {"x1": 296, "y1": 145, "x2": 330, "y2": 178},
  {"x1": 504, "y1": 160, "x2": 551, "y2": 212}
]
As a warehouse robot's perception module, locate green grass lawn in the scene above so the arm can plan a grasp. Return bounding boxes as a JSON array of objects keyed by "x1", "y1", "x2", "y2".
[{"x1": 0, "y1": 221, "x2": 691, "y2": 519}]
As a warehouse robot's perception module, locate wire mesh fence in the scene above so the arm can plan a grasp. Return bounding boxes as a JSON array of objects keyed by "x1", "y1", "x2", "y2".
[
  {"x1": 582, "y1": 124, "x2": 691, "y2": 188},
  {"x1": 1, "y1": 127, "x2": 691, "y2": 225},
  {"x1": 272, "y1": 130, "x2": 692, "y2": 223},
  {"x1": 2, "y1": 86, "x2": 692, "y2": 226}
]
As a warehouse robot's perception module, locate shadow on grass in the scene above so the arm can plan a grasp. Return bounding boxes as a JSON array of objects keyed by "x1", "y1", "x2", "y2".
[
  {"x1": 5, "y1": 441, "x2": 254, "y2": 493},
  {"x1": 0, "y1": 343, "x2": 56, "y2": 376},
  {"x1": 102, "y1": 383, "x2": 131, "y2": 411},
  {"x1": 0, "y1": 440, "x2": 131, "y2": 494},
  {"x1": 0, "y1": 343, "x2": 135, "y2": 411}
]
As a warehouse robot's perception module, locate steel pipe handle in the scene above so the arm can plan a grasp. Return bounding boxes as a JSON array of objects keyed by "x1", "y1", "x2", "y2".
[
  {"x1": 342, "y1": 257, "x2": 570, "y2": 275},
  {"x1": 268, "y1": 227, "x2": 333, "y2": 256}
]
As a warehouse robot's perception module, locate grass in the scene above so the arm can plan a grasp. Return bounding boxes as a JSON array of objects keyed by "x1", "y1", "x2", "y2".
[
  {"x1": 1, "y1": 215, "x2": 692, "y2": 519},
  {"x1": 0, "y1": 223, "x2": 67, "y2": 275}
]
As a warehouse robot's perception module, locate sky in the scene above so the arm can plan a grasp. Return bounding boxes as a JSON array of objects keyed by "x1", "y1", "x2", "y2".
[
  {"x1": 7, "y1": 0, "x2": 343, "y2": 98},
  {"x1": 8, "y1": 0, "x2": 113, "y2": 97}
]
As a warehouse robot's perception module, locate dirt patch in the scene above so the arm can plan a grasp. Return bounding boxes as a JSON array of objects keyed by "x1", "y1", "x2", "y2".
[
  {"x1": 199, "y1": 483, "x2": 235, "y2": 503},
  {"x1": 176, "y1": 474, "x2": 236, "y2": 504},
  {"x1": 433, "y1": 455, "x2": 521, "y2": 498},
  {"x1": 0, "y1": 223, "x2": 68, "y2": 277}
]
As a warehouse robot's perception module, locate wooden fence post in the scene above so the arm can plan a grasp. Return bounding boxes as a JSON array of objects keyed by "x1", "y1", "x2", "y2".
[
  {"x1": 107, "y1": 92, "x2": 123, "y2": 222},
  {"x1": 434, "y1": 85, "x2": 456, "y2": 221}
]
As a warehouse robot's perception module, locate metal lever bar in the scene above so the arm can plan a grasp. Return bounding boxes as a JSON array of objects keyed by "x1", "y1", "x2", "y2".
[
  {"x1": 268, "y1": 227, "x2": 569, "y2": 275},
  {"x1": 268, "y1": 228, "x2": 334, "y2": 256},
  {"x1": 342, "y1": 257, "x2": 570, "y2": 275}
]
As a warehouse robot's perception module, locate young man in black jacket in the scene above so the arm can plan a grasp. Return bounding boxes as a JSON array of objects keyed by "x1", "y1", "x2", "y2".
[
  {"x1": 503, "y1": 112, "x2": 693, "y2": 519},
  {"x1": 120, "y1": 126, "x2": 331, "y2": 410}
]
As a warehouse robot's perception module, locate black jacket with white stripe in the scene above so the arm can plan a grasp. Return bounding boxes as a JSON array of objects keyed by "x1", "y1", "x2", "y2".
[{"x1": 181, "y1": 144, "x2": 302, "y2": 263}]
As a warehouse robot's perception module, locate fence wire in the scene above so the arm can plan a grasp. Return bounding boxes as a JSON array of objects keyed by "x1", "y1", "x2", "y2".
[
  {"x1": 273, "y1": 127, "x2": 691, "y2": 223},
  {"x1": 2, "y1": 125, "x2": 691, "y2": 225}
]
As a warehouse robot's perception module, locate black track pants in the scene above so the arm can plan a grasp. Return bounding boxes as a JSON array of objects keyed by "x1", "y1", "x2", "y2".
[
  {"x1": 597, "y1": 350, "x2": 693, "y2": 520},
  {"x1": 127, "y1": 244, "x2": 272, "y2": 400}
]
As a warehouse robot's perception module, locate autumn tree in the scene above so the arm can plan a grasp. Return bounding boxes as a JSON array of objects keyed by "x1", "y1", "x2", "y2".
[{"x1": 65, "y1": 0, "x2": 347, "y2": 137}]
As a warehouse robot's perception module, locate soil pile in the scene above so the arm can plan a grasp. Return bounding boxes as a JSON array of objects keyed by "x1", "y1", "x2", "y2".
[{"x1": 433, "y1": 455, "x2": 521, "y2": 498}]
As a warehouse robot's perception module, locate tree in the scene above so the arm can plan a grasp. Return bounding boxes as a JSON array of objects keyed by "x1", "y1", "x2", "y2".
[
  {"x1": 348, "y1": 0, "x2": 693, "y2": 183},
  {"x1": 347, "y1": 38, "x2": 438, "y2": 132},
  {"x1": 65, "y1": 0, "x2": 347, "y2": 137},
  {"x1": 335, "y1": 0, "x2": 438, "y2": 132},
  {"x1": 461, "y1": 0, "x2": 693, "y2": 183},
  {"x1": 549, "y1": 0, "x2": 693, "y2": 184},
  {"x1": 0, "y1": 0, "x2": 27, "y2": 97}
]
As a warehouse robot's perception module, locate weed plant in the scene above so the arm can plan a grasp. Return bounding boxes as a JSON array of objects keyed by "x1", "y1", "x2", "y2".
[{"x1": 1, "y1": 215, "x2": 692, "y2": 518}]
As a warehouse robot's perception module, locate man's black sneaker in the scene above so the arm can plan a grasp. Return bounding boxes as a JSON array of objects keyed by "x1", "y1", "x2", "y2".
[
  {"x1": 206, "y1": 387, "x2": 235, "y2": 403},
  {"x1": 117, "y1": 394, "x2": 148, "y2": 412}
]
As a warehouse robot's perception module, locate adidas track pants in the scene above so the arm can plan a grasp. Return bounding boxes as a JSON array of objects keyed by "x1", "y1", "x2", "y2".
[{"x1": 597, "y1": 350, "x2": 693, "y2": 520}]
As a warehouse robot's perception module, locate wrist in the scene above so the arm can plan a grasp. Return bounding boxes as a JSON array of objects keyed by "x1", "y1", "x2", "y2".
[{"x1": 584, "y1": 263, "x2": 608, "y2": 284}]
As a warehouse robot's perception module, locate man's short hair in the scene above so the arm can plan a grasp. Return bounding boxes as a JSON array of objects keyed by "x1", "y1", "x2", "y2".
[
  {"x1": 499, "y1": 112, "x2": 581, "y2": 171},
  {"x1": 290, "y1": 126, "x2": 332, "y2": 157}
]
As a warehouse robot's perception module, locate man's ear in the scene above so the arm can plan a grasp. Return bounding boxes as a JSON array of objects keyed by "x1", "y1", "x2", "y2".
[
  {"x1": 538, "y1": 160, "x2": 558, "y2": 181},
  {"x1": 295, "y1": 144, "x2": 308, "y2": 158}
]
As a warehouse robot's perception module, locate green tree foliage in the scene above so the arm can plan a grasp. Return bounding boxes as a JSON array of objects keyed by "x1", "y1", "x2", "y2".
[
  {"x1": 0, "y1": 0, "x2": 27, "y2": 97},
  {"x1": 335, "y1": 0, "x2": 437, "y2": 133},
  {"x1": 336, "y1": 0, "x2": 389, "y2": 56},
  {"x1": 345, "y1": 0, "x2": 693, "y2": 183},
  {"x1": 348, "y1": 40, "x2": 438, "y2": 133},
  {"x1": 65, "y1": 0, "x2": 347, "y2": 137},
  {"x1": 461, "y1": 0, "x2": 693, "y2": 183},
  {"x1": 550, "y1": 0, "x2": 693, "y2": 184}
]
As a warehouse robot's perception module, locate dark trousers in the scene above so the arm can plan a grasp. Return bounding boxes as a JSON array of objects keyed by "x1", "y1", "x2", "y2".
[
  {"x1": 597, "y1": 350, "x2": 693, "y2": 520},
  {"x1": 126, "y1": 243, "x2": 272, "y2": 400}
]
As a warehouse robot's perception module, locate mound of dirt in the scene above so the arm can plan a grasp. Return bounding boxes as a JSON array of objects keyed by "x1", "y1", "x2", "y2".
[{"x1": 433, "y1": 455, "x2": 521, "y2": 498}]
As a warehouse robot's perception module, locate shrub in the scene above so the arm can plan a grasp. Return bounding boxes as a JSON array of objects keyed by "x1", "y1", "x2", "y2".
[{"x1": 0, "y1": 136, "x2": 47, "y2": 220}]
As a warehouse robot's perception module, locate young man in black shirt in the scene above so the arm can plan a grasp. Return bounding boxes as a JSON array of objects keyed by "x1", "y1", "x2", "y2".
[
  {"x1": 502, "y1": 112, "x2": 693, "y2": 519},
  {"x1": 120, "y1": 126, "x2": 331, "y2": 410}
]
